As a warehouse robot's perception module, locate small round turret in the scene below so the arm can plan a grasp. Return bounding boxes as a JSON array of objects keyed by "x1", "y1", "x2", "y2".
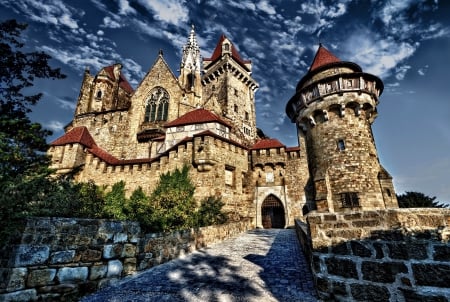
[{"x1": 286, "y1": 45, "x2": 397, "y2": 212}]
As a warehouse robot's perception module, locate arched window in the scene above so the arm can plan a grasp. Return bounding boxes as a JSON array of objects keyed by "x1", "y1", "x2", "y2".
[{"x1": 144, "y1": 87, "x2": 169, "y2": 122}]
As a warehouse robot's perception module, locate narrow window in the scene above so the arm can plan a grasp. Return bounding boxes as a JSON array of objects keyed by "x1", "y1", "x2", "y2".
[
  {"x1": 337, "y1": 139, "x2": 346, "y2": 151},
  {"x1": 386, "y1": 188, "x2": 392, "y2": 197},
  {"x1": 96, "y1": 90, "x2": 102, "y2": 99},
  {"x1": 341, "y1": 192, "x2": 359, "y2": 208},
  {"x1": 245, "y1": 111, "x2": 249, "y2": 121},
  {"x1": 234, "y1": 104, "x2": 238, "y2": 113}
]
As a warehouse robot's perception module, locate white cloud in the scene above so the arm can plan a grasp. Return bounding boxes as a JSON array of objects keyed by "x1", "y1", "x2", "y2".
[
  {"x1": 55, "y1": 98, "x2": 76, "y2": 110},
  {"x1": 417, "y1": 65, "x2": 429, "y2": 76},
  {"x1": 395, "y1": 65, "x2": 411, "y2": 80},
  {"x1": 4, "y1": 0, "x2": 80, "y2": 30},
  {"x1": 137, "y1": 0, "x2": 189, "y2": 27},
  {"x1": 257, "y1": 0, "x2": 276, "y2": 15},
  {"x1": 102, "y1": 16, "x2": 122, "y2": 29},
  {"x1": 45, "y1": 120, "x2": 65, "y2": 132},
  {"x1": 118, "y1": 0, "x2": 136, "y2": 15}
]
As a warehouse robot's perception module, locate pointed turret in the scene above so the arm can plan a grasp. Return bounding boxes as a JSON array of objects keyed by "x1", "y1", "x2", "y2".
[
  {"x1": 285, "y1": 44, "x2": 397, "y2": 213},
  {"x1": 309, "y1": 44, "x2": 341, "y2": 72},
  {"x1": 179, "y1": 25, "x2": 202, "y2": 97}
]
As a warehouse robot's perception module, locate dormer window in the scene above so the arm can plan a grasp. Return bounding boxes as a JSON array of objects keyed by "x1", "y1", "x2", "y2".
[{"x1": 224, "y1": 43, "x2": 230, "y2": 51}]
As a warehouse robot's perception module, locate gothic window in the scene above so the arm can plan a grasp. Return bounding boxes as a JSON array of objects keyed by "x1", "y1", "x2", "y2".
[{"x1": 145, "y1": 87, "x2": 169, "y2": 122}]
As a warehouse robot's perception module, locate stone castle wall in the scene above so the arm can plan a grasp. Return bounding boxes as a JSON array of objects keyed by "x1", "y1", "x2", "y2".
[
  {"x1": 0, "y1": 217, "x2": 253, "y2": 301},
  {"x1": 296, "y1": 208, "x2": 450, "y2": 301}
]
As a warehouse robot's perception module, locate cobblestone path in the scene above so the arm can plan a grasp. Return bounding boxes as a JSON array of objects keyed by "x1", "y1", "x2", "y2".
[{"x1": 81, "y1": 229, "x2": 318, "y2": 302}]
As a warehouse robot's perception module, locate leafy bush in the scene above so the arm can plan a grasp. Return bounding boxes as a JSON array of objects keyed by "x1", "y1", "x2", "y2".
[
  {"x1": 149, "y1": 165, "x2": 196, "y2": 232},
  {"x1": 194, "y1": 196, "x2": 228, "y2": 227}
]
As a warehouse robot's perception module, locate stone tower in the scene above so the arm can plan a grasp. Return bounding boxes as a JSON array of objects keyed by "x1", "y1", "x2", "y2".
[
  {"x1": 286, "y1": 44, "x2": 397, "y2": 212},
  {"x1": 202, "y1": 35, "x2": 259, "y2": 145}
]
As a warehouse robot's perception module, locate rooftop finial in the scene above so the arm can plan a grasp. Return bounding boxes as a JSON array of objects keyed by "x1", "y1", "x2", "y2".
[{"x1": 159, "y1": 49, "x2": 164, "y2": 56}]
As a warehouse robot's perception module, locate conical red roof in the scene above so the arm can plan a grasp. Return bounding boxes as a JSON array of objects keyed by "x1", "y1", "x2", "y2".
[
  {"x1": 50, "y1": 126, "x2": 96, "y2": 148},
  {"x1": 204, "y1": 34, "x2": 251, "y2": 70},
  {"x1": 309, "y1": 44, "x2": 341, "y2": 72}
]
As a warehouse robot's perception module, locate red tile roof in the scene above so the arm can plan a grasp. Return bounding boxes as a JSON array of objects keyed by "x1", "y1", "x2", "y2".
[
  {"x1": 285, "y1": 146, "x2": 300, "y2": 152},
  {"x1": 251, "y1": 138, "x2": 285, "y2": 150},
  {"x1": 50, "y1": 126, "x2": 96, "y2": 148},
  {"x1": 103, "y1": 65, "x2": 134, "y2": 94},
  {"x1": 204, "y1": 34, "x2": 251, "y2": 71},
  {"x1": 165, "y1": 108, "x2": 232, "y2": 128},
  {"x1": 309, "y1": 44, "x2": 341, "y2": 72}
]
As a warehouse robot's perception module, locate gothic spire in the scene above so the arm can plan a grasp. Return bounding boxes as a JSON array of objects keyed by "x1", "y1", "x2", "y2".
[{"x1": 181, "y1": 24, "x2": 201, "y2": 73}]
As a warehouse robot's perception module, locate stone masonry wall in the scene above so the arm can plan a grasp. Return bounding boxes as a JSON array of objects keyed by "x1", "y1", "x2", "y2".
[
  {"x1": 296, "y1": 208, "x2": 450, "y2": 301},
  {"x1": 0, "y1": 217, "x2": 253, "y2": 301}
]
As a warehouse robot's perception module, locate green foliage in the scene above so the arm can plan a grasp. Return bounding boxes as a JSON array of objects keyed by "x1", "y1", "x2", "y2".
[
  {"x1": 0, "y1": 19, "x2": 65, "y2": 180},
  {"x1": 103, "y1": 181, "x2": 128, "y2": 219},
  {"x1": 149, "y1": 165, "x2": 196, "y2": 232},
  {"x1": 0, "y1": 19, "x2": 65, "y2": 245},
  {"x1": 397, "y1": 191, "x2": 448, "y2": 208},
  {"x1": 194, "y1": 196, "x2": 228, "y2": 227}
]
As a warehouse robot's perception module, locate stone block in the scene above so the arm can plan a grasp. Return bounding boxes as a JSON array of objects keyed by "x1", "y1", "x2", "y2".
[
  {"x1": 433, "y1": 245, "x2": 450, "y2": 262},
  {"x1": 413, "y1": 263, "x2": 450, "y2": 288},
  {"x1": 103, "y1": 244, "x2": 123, "y2": 259},
  {"x1": 352, "y1": 219, "x2": 380, "y2": 228},
  {"x1": 6, "y1": 268, "x2": 27, "y2": 292},
  {"x1": 107, "y1": 260, "x2": 123, "y2": 278},
  {"x1": 80, "y1": 249, "x2": 102, "y2": 262},
  {"x1": 400, "y1": 288, "x2": 449, "y2": 302},
  {"x1": 27, "y1": 268, "x2": 56, "y2": 287},
  {"x1": 0, "y1": 289, "x2": 37, "y2": 302},
  {"x1": 361, "y1": 261, "x2": 407, "y2": 283},
  {"x1": 38, "y1": 283, "x2": 77, "y2": 294},
  {"x1": 50, "y1": 250, "x2": 76, "y2": 264},
  {"x1": 387, "y1": 242, "x2": 428, "y2": 260},
  {"x1": 10, "y1": 245, "x2": 50, "y2": 267},
  {"x1": 331, "y1": 242, "x2": 349, "y2": 255},
  {"x1": 57, "y1": 267, "x2": 88, "y2": 283},
  {"x1": 350, "y1": 241, "x2": 372, "y2": 258},
  {"x1": 113, "y1": 232, "x2": 128, "y2": 243},
  {"x1": 325, "y1": 257, "x2": 358, "y2": 279},
  {"x1": 350, "y1": 283, "x2": 390, "y2": 302},
  {"x1": 121, "y1": 244, "x2": 136, "y2": 258},
  {"x1": 89, "y1": 265, "x2": 107, "y2": 280}
]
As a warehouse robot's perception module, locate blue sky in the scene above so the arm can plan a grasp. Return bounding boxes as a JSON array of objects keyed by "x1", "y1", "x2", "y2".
[{"x1": 1, "y1": 0, "x2": 449, "y2": 204}]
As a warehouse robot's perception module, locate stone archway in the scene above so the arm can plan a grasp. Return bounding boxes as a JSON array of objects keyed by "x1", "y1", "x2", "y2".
[{"x1": 261, "y1": 195, "x2": 285, "y2": 229}]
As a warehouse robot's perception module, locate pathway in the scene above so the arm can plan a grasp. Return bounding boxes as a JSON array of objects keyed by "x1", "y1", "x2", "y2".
[{"x1": 81, "y1": 229, "x2": 318, "y2": 302}]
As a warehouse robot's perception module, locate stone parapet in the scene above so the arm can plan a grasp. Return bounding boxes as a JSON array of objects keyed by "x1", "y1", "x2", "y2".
[
  {"x1": 0, "y1": 217, "x2": 253, "y2": 301},
  {"x1": 296, "y1": 208, "x2": 450, "y2": 301}
]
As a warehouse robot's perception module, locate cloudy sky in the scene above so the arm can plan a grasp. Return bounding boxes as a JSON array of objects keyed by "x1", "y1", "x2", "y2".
[{"x1": 1, "y1": 0, "x2": 449, "y2": 204}]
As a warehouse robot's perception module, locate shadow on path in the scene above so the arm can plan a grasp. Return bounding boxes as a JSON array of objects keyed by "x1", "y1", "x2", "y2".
[
  {"x1": 82, "y1": 229, "x2": 317, "y2": 301},
  {"x1": 244, "y1": 229, "x2": 318, "y2": 302}
]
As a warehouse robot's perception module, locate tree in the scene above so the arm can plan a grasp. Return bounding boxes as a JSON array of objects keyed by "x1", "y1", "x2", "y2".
[
  {"x1": 0, "y1": 19, "x2": 65, "y2": 180},
  {"x1": 397, "y1": 191, "x2": 448, "y2": 208},
  {"x1": 0, "y1": 19, "x2": 65, "y2": 244}
]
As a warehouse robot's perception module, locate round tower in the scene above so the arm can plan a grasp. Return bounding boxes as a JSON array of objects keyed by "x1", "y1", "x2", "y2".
[{"x1": 286, "y1": 44, "x2": 397, "y2": 212}]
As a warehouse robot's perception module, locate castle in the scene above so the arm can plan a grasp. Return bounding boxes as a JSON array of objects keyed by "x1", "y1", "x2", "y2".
[{"x1": 48, "y1": 26, "x2": 397, "y2": 228}]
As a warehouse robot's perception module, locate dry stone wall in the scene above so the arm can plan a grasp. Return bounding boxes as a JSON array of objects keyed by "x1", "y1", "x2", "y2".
[
  {"x1": 296, "y1": 208, "x2": 450, "y2": 301},
  {"x1": 0, "y1": 217, "x2": 253, "y2": 301}
]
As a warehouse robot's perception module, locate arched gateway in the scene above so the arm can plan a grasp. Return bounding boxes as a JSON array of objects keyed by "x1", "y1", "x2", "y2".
[{"x1": 261, "y1": 195, "x2": 285, "y2": 229}]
